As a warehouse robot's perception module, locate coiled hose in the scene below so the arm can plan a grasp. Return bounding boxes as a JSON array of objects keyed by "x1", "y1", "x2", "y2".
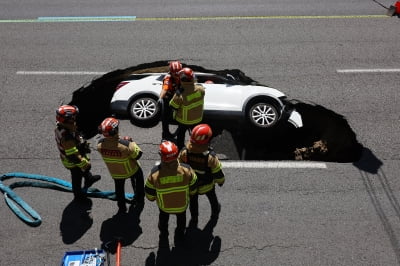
[{"x1": 0, "y1": 172, "x2": 134, "y2": 227}]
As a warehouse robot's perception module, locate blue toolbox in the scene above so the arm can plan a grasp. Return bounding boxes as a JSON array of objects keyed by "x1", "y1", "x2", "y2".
[{"x1": 61, "y1": 248, "x2": 106, "y2": 266}]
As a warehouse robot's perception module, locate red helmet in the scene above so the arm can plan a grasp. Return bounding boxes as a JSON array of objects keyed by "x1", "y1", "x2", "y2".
[
  {"x1": 56, "y1": 105, "x2": 79, "y2": 123},
  {"x1": 98, "y1": 117, "x2": 119, "y2": 137},
  {"x1": 179, "y1": 67, "x2": 194, "y2": 82},
  {"x1": 159, "y1": 141, "x2": 179, "y2": 162},
  {"x1": 190, "y1": 124, "x2": 213, "y2": 145},
  {"x1": 169, "y1": 61, "x2": 182, "y2": 75}
]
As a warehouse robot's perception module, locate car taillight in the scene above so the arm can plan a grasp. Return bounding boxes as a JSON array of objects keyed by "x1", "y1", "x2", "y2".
[{"x1": 115, "y1": 81, "x2": 129, "y2": 91}]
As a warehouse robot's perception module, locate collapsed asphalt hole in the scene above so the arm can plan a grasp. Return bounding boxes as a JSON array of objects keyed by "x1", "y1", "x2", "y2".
[
  {"x1": 67, "y1": 60, "x2": 363, "y2": 163},
  {"x1": 213, "y1": 102, "x2": 363, "y2": 162}
]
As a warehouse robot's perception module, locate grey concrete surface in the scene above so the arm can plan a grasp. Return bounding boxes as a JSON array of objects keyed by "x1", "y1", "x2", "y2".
[{"x1": 1, "y1": 1, "x2": 400, "y2": 265}]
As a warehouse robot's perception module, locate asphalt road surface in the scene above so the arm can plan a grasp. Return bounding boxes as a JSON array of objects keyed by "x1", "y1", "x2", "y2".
[{"x1": 1, "y1": 1, "x2": 400, "y2": 265}]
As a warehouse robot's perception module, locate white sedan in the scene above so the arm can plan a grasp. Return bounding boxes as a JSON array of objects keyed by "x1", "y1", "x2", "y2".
[{"x1": 110, "y1": 72, "x2": 303, "y2": 129}]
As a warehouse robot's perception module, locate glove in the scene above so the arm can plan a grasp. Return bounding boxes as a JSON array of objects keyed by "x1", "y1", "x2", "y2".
[
  {"x1": 122, "y1": 136, "x2": 133, "y2": 142},
  {"x1": 81, "y1": 161, "x2": 91, "y2": 172},
  {"x1": 78, "y1": 141, "x2": 91, "y2": 154}
]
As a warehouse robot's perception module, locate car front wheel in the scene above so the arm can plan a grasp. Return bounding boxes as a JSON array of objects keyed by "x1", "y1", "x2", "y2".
[
  {"x1": 128, "y1": 96, "x2": 160, "y2": 127},
  {"x1": 247, "y1": 101, "x2": 279, "y2": 128}
]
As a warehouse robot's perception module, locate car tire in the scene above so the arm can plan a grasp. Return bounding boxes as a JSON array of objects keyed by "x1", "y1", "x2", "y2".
[
  {"x1": 128, "y1": 95, "x2": 161, "y2": 127},
  {"x1": 246, "y1": 100, "x2": 280, "y2": 128}
]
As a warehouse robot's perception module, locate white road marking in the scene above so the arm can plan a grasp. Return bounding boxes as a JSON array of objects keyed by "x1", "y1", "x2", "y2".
[
  {"x1": 16, "y1": 71, "x2": 107, "y2": 75},
  {"x1": 221, "y1": 161, "x2": 327, "y2": 169},
  {"x1": 37, "y1": 16, "x2": 137, "y2": 22},
  {"x1": 155, "y1": 161, "x2": 327, "y2": 168},
  {"x1": 337, "y1": 68, "x2": 400, "y2": 73}
]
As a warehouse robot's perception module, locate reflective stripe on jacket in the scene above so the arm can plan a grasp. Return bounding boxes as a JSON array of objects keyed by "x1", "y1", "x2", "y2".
[
  {"x1": 97, "y1": 136, "x2": 142, "y2": 179},
  {"x1": 145, "y1": 161, "x2": 198, "y2": 214},
  {"x1": 169, "y1": 81, "x2": 205, "y2": 125}
]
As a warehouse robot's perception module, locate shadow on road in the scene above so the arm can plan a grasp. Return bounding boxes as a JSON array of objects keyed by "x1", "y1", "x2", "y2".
[
  {"x1": 145, "y1": 218, "x2": 221, "y2": 266},
  {"x1": 99, "y1": 203, "x2": 143, "y2": 254},
  {"x1": 355, "y1": 147, "x2": 400, "y2": 264},
  {"x1": 59, "y1": 198, "x2": 93, "y2": 244},
  {"x1": 353, "y1": 147, "x2": 383, "y2": 174}
]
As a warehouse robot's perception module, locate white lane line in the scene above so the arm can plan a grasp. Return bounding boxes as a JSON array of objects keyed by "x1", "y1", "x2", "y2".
[
  {"x1": 337, "y1": 68, "x2": 400, "y2": 74},
  {"x1": 37, "y1": 16, "x2": 137, "y2": 22},
  {"x1": 16, "y1": 71, "x2": 107, "y2": 75},
  {"x1": 222, "y1": 161, "x2": 327, "y2": 169}
]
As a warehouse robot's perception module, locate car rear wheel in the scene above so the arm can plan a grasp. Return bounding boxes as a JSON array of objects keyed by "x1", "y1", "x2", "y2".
[
  {"x1": 128, "y1": 95, "x2": 160, "y2": 127},
  {"x1": 247, "y1": 101, "x2": 279, "y2": 128}
]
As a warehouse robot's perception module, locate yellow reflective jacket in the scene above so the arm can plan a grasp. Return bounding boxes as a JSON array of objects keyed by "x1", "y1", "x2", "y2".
[
  {"x1": 169, "y1": 81, "x2": 205, "y2": 125},
  {"x1": 97, "y1": 136, "x2": 142, "y2": 179},
  {"x1": 145, "y1": 161, "x2": 198, "y2": 214},
  {"x1": 178, "y1": 142, "x2": 225, "y2": 194}
]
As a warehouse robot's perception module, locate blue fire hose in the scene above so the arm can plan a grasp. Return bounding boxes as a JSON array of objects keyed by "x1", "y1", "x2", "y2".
[{"x1": 0, "y1": 172, "x2": 134, "y2": 227}]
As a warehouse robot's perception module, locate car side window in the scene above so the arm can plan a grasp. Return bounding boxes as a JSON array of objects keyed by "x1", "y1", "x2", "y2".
[
  {"x1": 197, "y1": 74, "x2": 244, "y2": 85},
  {"x1": 197, "y1": 75, "x2": 225, "y2": 84},
  {"x1": 128, "y1": 74, "x2": 152, "y2": 80}
]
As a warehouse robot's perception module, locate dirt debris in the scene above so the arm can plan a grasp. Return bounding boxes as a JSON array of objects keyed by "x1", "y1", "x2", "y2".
[{"x1": 294, "y1": 140, "x2": 328, "y2": 160}]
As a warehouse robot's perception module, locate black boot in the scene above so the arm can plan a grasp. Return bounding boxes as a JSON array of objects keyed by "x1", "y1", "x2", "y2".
[
  {"x1": 83, "y1": 173, "x2": 101, "y2": 188},
  {"x1": 174, "y1": 229, "x2": 185, "y2": 247}
]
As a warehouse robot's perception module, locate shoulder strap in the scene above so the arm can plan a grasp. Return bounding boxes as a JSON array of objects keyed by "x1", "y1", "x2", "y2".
[
  {"x1": 118, "y1": 139, "x2": 130, "y2": 147},
  {"x1": 179, "y1": 162, "x2": 191, "y2": 170},
  {"x1": 150, "y1": 164, "x2": 161, "y2": 174}
]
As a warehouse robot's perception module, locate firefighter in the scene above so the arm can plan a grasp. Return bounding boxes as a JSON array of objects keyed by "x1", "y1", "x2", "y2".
[
  {"x1": 55, "y1": 105, "x2": 101, "y2": 200},
  {"x1": 145, "y1": 141, "x2": 198, "y2": 247},
  {"x1": 159, "y1": 60, "x2": 183, "y2": 140},
  {"x1": 178, "y1": 124, "x2": 225, "y2": 228},
  {"x1": 169, "y1": 67, "x2": 205, "y2": 150},
  {"x1": 97, "y1": 117, "x2": 144, "y2": 214}
]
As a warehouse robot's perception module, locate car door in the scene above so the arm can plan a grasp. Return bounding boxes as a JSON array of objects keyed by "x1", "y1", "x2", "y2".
[{"x1": 200, "y1": 76, "x2": 243, "y2": 112}]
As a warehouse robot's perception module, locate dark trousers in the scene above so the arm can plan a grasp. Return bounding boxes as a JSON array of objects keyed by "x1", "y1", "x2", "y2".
[
  {"x1": 176, "y1": 123, "x2": 196, "y2": 150},
  {"x1": 70, "y1": 167, "x2": 91, "y2": 198},
  {"x1": 158, "y1": 209, "x2": 186, "y2": 237},
  {"x1": 190, "y1": 187, "x2": 220, "y2": 218},
  {"x1": 161, "y1": 98, "x2": 173, "y2": 139},
  {"x1": 114, "y1": 168, "x2": 144, "y2": 210}
]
